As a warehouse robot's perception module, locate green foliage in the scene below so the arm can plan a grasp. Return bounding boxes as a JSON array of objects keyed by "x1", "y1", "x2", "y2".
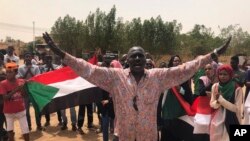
[
  {"x1": 178, "y1": 24, "x2": 224, "y2": 56},
  {"x1": 49, "y1": 6, "x2": 250, "y2": 62},
  {"x1": 219, "y1": 24, "x2": 250, "y2": 55}
]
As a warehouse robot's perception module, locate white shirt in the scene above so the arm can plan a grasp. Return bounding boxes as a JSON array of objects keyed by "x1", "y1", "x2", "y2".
[{"x1": 4, "y1": 54, "x2": 20, "y2": 65}]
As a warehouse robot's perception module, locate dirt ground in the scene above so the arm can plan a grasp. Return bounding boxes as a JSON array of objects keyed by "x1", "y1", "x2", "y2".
[{"x1": 12, "y1": 106, "x2": 107, "y2": 141}]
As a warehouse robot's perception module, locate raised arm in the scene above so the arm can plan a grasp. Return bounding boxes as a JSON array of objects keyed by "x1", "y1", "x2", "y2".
[
  {"x1": 156, "y1": 37, "x2": 231, "y2": 92},
  {"x1": 42, "y1": 32, "x2": 115, "y2": 92}
]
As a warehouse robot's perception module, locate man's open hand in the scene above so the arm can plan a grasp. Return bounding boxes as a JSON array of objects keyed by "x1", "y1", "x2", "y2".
[{"x1": 42, "y1": 32, "x2": 65, "y2": 58}]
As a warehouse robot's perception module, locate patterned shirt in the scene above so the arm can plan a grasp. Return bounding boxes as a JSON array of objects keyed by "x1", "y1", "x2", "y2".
[{"x1": 63, "y1": 53, "x2": 212, "y2": 141}]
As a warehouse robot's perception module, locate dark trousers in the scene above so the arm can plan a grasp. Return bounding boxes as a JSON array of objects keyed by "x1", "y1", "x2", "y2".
[
  {"x1": 102, "y1": 114, "x2": 114, "y2": 141},
  {"x1": 45, "y1": 111, "x2": 62, "y2": 123},
  {"x1": 25, "y1": 99, "x2": 31, "y2": 127},
  {"x1": 161, "y1": 118, "x2": 194, "y2": 141},
  {"x1": 0, "y1": 113, "x2": 5, "y2": 130},
  {"x1": 77, "y1": 104, "x2": 93, "y2": 128},
  {"x1": 34, "y1": 110, "x2": 42, "y2": 127},
  {"x1": 193, "y1": 134, "x2": 209, "y2": 141},
  {"x1": 25, "y1": 98, "x2": 42, "y2": 127},
  {"x1": 96, "y1": 102, "x2": 102, "y2": 126}
]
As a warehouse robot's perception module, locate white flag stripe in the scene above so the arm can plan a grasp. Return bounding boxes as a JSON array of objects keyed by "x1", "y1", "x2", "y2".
[
  {"x1": 194, "y1": 113, "x2": 211, "y2": 125},
  {"x1": 193, "y1": 113, "x2": 211, "y2": 134},
  {"x1": 178, "y1": 115, "x2": 194, "y2": 126},
  {"x1": 48, "y1": 77, "x2": 96, "y2": 98},
  {"x1": 179, "y1": 114, "x2": 211, "y2": 134}
]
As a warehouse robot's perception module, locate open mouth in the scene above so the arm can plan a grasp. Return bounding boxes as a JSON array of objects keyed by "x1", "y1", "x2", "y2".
[{"x1": 134, "y1": 64, "x2": 142, "y2": 68}]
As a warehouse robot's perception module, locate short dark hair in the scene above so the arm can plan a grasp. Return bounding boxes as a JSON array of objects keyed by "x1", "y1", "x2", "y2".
[
  {"x1": 231, "y1": 55, "x2": 239, "y2": 63},
  {"x1": 7, "y1": 46, "x2": 15, "y2": 50},
  {"x1": 24, "y1": 52, "x2": 32, "y2": 57}
]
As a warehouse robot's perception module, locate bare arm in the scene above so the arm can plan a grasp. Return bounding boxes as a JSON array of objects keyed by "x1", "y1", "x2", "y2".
[
  {"x1": 42, "y1": 32, "x2": 116, "y2": 92},
  {"x1": 156, "y1": 37, "x2": 231, "y2": 92}
]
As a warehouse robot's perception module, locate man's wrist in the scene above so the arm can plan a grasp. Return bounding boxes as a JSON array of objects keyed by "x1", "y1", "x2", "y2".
[
  {"x1": 211, "y1": 52, "x2": 217, "y2": 60},
  {"x1": 59, "y1": 51, "x2": 66, "y2": 59},
  {"x1": 213, "y1": 48, "x2": 219, "y2": 56}
]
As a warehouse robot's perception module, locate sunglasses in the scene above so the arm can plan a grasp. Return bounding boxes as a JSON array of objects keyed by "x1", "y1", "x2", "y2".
[{"x1": 133, "y1": 96, "x2": 138, "y2": 111}]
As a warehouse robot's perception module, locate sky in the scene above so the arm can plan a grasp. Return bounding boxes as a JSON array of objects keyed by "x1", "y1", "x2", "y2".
[{"x1": 1, "y1": 0, "x2": 250, "y2": 42}]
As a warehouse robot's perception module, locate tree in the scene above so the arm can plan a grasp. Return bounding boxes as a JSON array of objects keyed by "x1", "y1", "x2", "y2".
[
  {"x1": 103, "y1": 5, "x2": 116, "y2": 51},
  {"x1": 51, "y1": 15, "x2": 84, "y2": 56},
  {"x1": 184, "y1": 24, "x2": 223, "y2": 56},
  {"x1": 219, "y1": 24, "x2": 250, "y2": 55}
]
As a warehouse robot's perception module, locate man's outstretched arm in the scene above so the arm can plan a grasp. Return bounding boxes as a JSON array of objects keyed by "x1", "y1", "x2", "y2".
[
  {"x1": 42, "y1": 32, "x2": 115, "y2": 93},
  {"x1": 156, "y1": 37, "x2": 232, "y2": 92}
]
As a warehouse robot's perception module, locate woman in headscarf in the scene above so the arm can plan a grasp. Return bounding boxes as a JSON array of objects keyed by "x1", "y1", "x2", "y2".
[
  {"x1": 210, "y1": 64, "x2": 244, "y2": 141},
  {"x1": 198, "y1": 63, "x2": 218, "y2": 96}
]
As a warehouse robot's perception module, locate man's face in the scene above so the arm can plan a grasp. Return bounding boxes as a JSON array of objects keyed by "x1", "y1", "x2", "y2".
[
  {"x1": 127, "y1": 47, "x2": 146, "y2": 73},
  {"x1": 25, "y1": 54, "x2": 32, "y2": 66},
  {"x1": 230, "y1": 59, "x2": 238, "y2": 70},
  {"x1": 7, "y1": 48, "x2": 14, "y2": 55},
  {"x1": 6, "y1": 69, "x2": 17, "y2": 80}
]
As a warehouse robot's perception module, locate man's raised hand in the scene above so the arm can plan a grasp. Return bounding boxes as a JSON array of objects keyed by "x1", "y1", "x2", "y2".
[
  {"x1": 42, "y1": 32, "x2": 65, "y2": 58},
  {"x1": 214, "y1": 36, "x2": 232, "y2": 56}
]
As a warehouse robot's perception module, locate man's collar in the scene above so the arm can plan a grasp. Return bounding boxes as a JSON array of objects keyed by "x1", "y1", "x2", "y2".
[{"x1": 125, "y1": 68, "x2": 149, "y2": 78}]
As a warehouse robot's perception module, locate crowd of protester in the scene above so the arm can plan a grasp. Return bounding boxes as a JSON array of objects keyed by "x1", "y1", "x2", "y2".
[{"x1": 0, "y1": 35, "x2": 250, "y2": 141}]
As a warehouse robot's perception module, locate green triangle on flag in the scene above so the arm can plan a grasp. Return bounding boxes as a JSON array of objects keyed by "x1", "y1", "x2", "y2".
[{"x1": 25, "y1": 82, "x2": 59, "y2": 112}]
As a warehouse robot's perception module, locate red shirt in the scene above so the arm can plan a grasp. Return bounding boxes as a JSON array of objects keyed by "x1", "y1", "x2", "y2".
[{"x1": 0, "y1": 79, "x2": 25, "y2": 113}]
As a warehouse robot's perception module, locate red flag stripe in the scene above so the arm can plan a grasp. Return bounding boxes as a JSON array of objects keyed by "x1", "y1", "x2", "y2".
[
  {"x1": 30, "y1": 67, "x2": 78, "y2": 85},
  {"x1": 172, "y1": 87, "x2": 195, "y2": 116},
  {"x1": 192, "y1": 96, "x2": 214, "y2": 114},
  {"x1": 88, "y1": 54, "x2": 98, "y2": 65}
]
